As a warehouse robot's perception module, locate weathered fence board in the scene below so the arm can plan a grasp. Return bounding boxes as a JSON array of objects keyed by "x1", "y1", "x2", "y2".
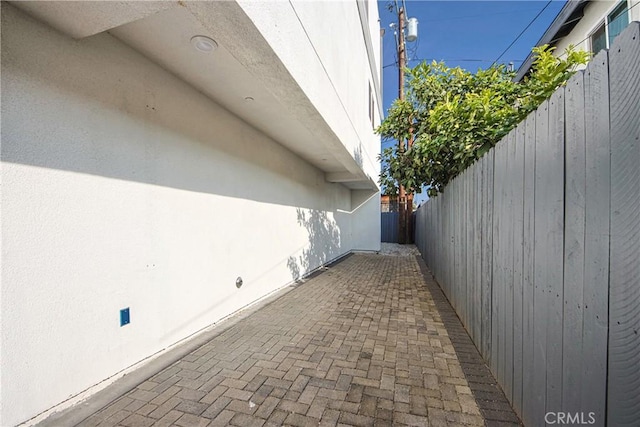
[
  {"x1": 466, "y1": 171, "x2": 473, "y2": 338},
  {"x1": 473, "y1": 158, "x2": 482, "y2": 346},
  {"x1": 481, "y1": 152, "x2": 494, "y2": 362},
  {"x1": 531, "y1": 99, "x2": 549, "y2": 427},
  {"x1": 583, "y1": 48, "x2": 610, "y2": 426},
  {"x1": 512, "y1": 122, "x2": 525, "y2": 413},
  {"x1": 545, "y1": 88, "x2": 565, "y2": 418},
  {"x1": 505, "y1": 129, "x2": 516, "y2": 404},
  {"x1": 608, "y1": 21, "x2": 640, "y2": 427},
  {"x1": 492, "y1": 138, "x2": 507, "y2": 377},
  {"x1": 562, "y1": 69, "x2": 586, "y2": 416},
  {"x1": 521, "y1": 112, "x2": 536, "y2": 425},
  {"x1": 454, "y1": 177, "x2": 460, "y2": 319}
]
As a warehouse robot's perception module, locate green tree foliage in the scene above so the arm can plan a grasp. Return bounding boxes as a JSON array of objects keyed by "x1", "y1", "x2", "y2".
[{"x1": 377, "y1": 45, "x2": 589, "y2": 197}]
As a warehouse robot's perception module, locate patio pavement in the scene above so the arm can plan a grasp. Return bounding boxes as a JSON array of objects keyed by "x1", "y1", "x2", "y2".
[{"x1": 46, "y1": 250, "x2": 520, "y2": 427}]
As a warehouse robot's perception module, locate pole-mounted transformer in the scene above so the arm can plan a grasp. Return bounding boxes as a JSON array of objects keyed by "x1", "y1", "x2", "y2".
[{"x1": 406, "y1": 17, "x2": 418, "y2": 42}]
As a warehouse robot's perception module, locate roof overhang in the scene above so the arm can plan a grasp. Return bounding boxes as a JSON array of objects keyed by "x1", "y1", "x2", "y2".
[
  {"x1": 11, "y1": 1, "x2": 378, "y2": 191},
  {"x1": 515, "y1": 0, "x2": 589, "y2": 82}
]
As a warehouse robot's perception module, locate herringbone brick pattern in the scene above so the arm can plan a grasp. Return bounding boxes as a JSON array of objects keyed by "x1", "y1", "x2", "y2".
[{"x1": 77, "y1": 254, "x2": 488, "y2": 426}]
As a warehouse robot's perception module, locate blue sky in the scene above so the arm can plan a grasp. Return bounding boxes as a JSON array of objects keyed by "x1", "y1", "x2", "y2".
[{"x1": 377, "y1": 0, "x2": 567, "y2": 203}]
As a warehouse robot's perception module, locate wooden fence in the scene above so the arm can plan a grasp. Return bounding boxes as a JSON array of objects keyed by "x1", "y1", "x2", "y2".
[
  {"x1": 381, "y1": 212, "x2": 399, "y2": 242},
  {"x1": 415, "y1": 22, "x2": 639, "y2": 426}
]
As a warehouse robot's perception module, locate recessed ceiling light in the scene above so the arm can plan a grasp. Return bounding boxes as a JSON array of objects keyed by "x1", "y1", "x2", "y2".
[{"x1": 191, "y1": 35, "x2": 218, "y2": 53}]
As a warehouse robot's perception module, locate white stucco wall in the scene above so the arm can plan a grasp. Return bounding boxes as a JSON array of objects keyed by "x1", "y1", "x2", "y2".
[
  {"x1": 555, "y1": 0, "x2": 640, "y2": 56},
  {"x1": 0, "y1": 3, "x2": 380, "y2": 425}
]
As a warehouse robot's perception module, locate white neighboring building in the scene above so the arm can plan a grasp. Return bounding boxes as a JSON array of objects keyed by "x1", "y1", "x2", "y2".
[
  {"x1": 0, "y1": 1, "x2": 382, "y2": 425},
  {"x1": 516, "y1": 0, "x2": 640, "y2": 80}
]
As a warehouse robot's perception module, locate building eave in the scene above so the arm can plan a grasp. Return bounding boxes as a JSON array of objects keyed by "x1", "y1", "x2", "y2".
[
  {"x1": 10, "y1": 0, "x2": 379, "y2": 192},
  {"x1": 515, "y1": 0, "x2": 589, "y2": 82}
]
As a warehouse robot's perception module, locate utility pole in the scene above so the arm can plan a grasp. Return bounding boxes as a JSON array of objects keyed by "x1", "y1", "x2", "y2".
[
  {"x1": 397, "y1": 6, "x2": 408, "y2": 244},
  {"x1": 390, "y1": 2, "x2": 417, "y2": 244}
]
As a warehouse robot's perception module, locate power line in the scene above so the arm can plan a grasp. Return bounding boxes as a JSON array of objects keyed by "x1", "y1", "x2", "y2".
[
  {"x1": 383, "y1": 58, "x2": 525, "y2": 69},
  {"x1": 492, "y1": 0, "x2": 553, "y2": 66},
  {"x1": 421, "y1": 8, "x2": 542, "y2": 24},
  {"x1": 407, "y1": 35, "x2": 420, "y2": 63}
]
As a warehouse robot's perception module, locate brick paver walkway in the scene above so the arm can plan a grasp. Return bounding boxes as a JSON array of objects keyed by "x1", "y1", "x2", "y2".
[{"x1": 72, "y1": 254, "x2": 518, "y2": 427}]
